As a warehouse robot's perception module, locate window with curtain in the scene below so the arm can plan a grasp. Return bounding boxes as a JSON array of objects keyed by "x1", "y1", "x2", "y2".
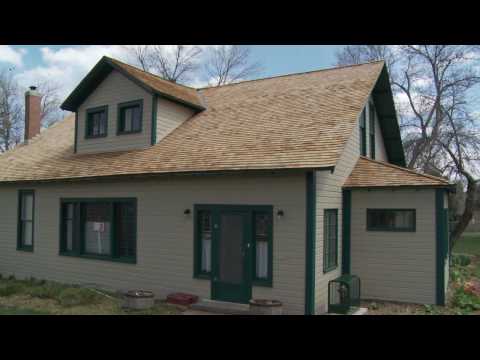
[
  {"x1": 60, "y1": 199, "x2": 137, "y2": 263},
  {"x1": 323, "y1": 209, "x2": 338, "y2": 272},
  {"x1": 86, "y1": 106, "x2": 108, "y2": 138},
  {"x1": 359, "y1": 108, "x2": 367, "y2": 156},
  {"x1": 254, "y1": 212, "x2": 272, "y2": 283},
  {"x1": 18, "y1": 190, "x2": 35, "y2": 251},
  {"x1": 118, "y1": 100, "x2": 143, "y2": 134},
  {"x1": 367, "y1": 209, "x2": 416, "y2": 232},
  {"x1": 369, "y1": 102, "x2": 376, "y2": 159},
  {"x1": 198, "y1": 211, "x2": 212, "y2": 274}
]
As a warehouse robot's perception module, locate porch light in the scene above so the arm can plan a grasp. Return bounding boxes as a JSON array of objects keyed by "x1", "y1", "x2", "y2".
[
  {"x1": 277, "y1": 210, "x2": 284, "y2": 218},
  {"x1": 184, "y1": 209, "x2": 191, "y2": 215}
]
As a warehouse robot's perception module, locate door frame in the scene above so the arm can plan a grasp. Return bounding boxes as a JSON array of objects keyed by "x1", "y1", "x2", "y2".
[{"x1": 194, "y1": 204, "x2": 272, "y2": 303}]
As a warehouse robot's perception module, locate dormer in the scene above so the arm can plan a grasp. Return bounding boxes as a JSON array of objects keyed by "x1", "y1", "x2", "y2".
[{"x1": 61, "y1": 56, "x2": 205, "y2": 154}]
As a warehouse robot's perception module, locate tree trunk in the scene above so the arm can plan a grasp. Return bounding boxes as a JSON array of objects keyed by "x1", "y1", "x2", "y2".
[{"x1": 450, "y1": 177, "x2": 477, "y2": 251}]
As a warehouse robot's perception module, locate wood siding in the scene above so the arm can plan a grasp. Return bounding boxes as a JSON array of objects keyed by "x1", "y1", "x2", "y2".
[
  {"x1": 156, "y1": 97, "x2": 195, "y2": 143},
  {"x1": 77, "y1": 70, "x2": 152, "y2": 154},
  {"x1": 314, "y1": 110, "x2": 361, "y2": 314},
  {"x1": 0, "y1": 172, "x2": 306, "y2": 314},
  {"x1": 350, "y1": 189, "x2": 436, "y2": 304}
]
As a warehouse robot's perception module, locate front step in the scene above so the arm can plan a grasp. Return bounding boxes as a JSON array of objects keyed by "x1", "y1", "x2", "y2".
[{"x1": 190, "y1": 299, "x2": 251, "y2": 315}]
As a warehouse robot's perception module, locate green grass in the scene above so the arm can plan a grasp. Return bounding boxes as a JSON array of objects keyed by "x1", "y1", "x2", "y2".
[
  {"x1": 453, "y1": 232, "x2": 480, "y2": 256},
  {"x1": 0, "y1": 277, "x2": 182, "y2": 315},
  {"x1": 0, "y1": 306, "x2": 50, "y2": 315}
]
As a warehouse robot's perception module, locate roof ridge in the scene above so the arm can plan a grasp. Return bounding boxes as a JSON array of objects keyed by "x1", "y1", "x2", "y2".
[
  {"x1": 197, "y1": 60, "x2": 385, "y2": 91},
  {"x1": 359, "y1": 156, "x2": 450, "y2": 184},
  {"x1": 104, "y1": 56, "x2": 198, "y2": 91}
]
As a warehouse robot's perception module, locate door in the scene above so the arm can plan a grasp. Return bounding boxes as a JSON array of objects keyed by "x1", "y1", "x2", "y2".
[{"x1": 211, "y1": 210, "x2": 252, "y2": 303}]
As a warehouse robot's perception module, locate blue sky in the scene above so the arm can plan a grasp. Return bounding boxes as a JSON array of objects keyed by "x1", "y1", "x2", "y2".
[{"x1": 0, "y1": 45, "x2": 343, "y2": 99}]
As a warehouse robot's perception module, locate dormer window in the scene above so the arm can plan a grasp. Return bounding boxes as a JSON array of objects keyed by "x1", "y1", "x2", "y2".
[
  {"x1": 86, "y1": 106, "x2": 108, "y2": 138},
  {"x1": 118, "y1": 100, "x2": 143, "y2": 135}
]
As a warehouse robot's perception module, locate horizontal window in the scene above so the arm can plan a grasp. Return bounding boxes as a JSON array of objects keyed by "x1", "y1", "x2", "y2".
[
  {"x1": 86, "y1": 106, "x2": 108, "y2": 138},
  {"x1": 118, "y1": 100, "x2": 143, "y2": 135},
  {"x1": 60, "y1": 198, "x2": 137, "y2": 263},
  {"x1": 367, "y1": 209, "x2": 416, "y2": 232}
]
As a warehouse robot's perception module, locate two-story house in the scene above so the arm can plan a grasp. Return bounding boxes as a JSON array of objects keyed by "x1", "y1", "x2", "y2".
[{"x1": 0, "y1": 56, "x2": 452, "y2": 314}]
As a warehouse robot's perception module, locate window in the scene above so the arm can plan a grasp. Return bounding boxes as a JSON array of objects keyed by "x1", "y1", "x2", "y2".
[
  {"x1": 323, "y1": 209, "x2": 338, "y2": 272},
  {"x1": 86, "y1": 106, "x2": 108, "y2": 138},
  {"x1": 253, "y1": 211, "x2": 273, "y2": 285},
  {"x1": 198, "y1": 210, "x2": 212, "y2": 275},
  {"x1": 369, "y1": 102, "x2": 376, "y2": 159},
  {"x1": 118, "y1": 100, "x2": 143, "y2": 134},
  {"x1": 60, "y1": 199, "x2": 137, "y2": 263},
  {"x1": 17, "y1": 190, "x2": 35, "y2": 251},
  {"x1": 359, "y1": 108, "x2": 367, "y2": 156},
  {"x1": 367, "y1": 209, "x2": 416, "y2": 232}
]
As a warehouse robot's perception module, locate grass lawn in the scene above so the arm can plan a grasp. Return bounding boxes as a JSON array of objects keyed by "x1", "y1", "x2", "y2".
[
  {"x1": 0, "y1": 277, "x2": 182, "y2": 315},
  {"x1": 453, "y1": 232, "x2": 480, "y2": 256}
]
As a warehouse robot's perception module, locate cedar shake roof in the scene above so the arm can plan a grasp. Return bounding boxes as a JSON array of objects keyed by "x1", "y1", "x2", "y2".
[
  {"x1": 61, "y1": 56, "x2": 204, "y2": 111},
  {"x1": 0, "y1": 60, "x2": 388, "y2": 183},
  {"x1": 344, "y1": 157, "x2": 452, "y2": 189}
]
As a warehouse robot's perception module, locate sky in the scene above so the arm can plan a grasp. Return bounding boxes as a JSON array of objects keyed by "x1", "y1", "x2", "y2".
[{"x1": 0, "y1": 45, "x2": 343, "y2": 100}]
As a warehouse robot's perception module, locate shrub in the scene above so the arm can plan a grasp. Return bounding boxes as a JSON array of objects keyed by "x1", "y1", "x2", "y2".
[
  {"x1": 452, "y1": 254, "x2": 471, "y2": 267},
  {"x1": 0, "y1": 282, "x2": 25, "y2": 297},
  {"x1": 451, "y1": 287, "x2": 480, "y2": 313},
  {"x1": 57, "y1": 287, "x2": 103, "y2": 307},
  {"x1": 26, "y1": 282, "x2": 66, "y2": 300}
]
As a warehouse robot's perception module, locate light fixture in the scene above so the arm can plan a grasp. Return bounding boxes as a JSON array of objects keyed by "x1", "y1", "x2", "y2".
[
  {"x1": 277, "y1": 210, "x2": 284, "y2": 218},
  {"x1": 184, "y1": 209, "x2": 191, "y2": 215}
]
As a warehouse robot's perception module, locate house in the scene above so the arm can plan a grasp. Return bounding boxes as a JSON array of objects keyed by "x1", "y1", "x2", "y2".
[{"x1": 0, "y1": 56, "x2": 453, "y2": 314}]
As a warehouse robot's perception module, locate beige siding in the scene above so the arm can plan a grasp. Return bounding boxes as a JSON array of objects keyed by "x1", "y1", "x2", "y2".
[
  {"x1": 77, "y1": 70, "x2": 152, "y2": 154},
  {"x1": 0, "y1": 173, "x2": 306, "y2": 314},
  {"x1": 156, "y1": 97, "x2": 195, "y2": 143},
  {"x1": 314, "y1": 111, "x2": 361, "y2": 314},
  {"x1": 350, "y1": 189, "x2": 436, "y2": 304}
]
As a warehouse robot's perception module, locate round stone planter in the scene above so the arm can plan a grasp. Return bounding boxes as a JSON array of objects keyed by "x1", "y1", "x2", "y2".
[
  {"x1": 123, "y1": 290, "x2": 155, "y2": 310},
  {"x1": 249, "y1": 299, "x2": 283, "y2": 315}
]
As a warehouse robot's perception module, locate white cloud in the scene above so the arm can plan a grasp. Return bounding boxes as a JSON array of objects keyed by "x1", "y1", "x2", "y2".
[
  {"x1": 13, "y1": 45, "x2": 229, "y2": 103},
  {"x1": 0, "y1": 45, "x2": 26, "y2": 67}
]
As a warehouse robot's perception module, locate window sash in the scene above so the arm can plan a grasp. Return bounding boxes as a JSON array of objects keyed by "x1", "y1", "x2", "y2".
[
  {"x1": 18, "y1": 190, "x2": 35, "y2": 250},
  {"x1": 323, "y1": 209, "x2": 338, "y2": 272},
  {"x1": 60, "y1": 199, "x2": 137, "y2": 263},
  {"x1": 359, "y1": 109, "x2": 367, "y2": 156},
  {"x1": 367, "y1": 209, "x2": 416, "y2": 232},
  {"x1": 86, "y1": 108, "x2": 107, "y2": 138},
  {"x1": 253, "y1": 212, "x2": 272, "y2": 283},
  {"x1": 118, "y1": 101, "x2": 142, "y2": 134},
  {"x1": 369, "y1": 102, "x2": 376, "y2": 159}
]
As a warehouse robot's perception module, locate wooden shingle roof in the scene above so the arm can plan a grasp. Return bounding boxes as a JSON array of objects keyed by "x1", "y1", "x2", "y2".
[
  {"x1": 0, "y1": 60, "x2": 387, "y2": 183},
  {"x1": 344, "y1": 157, "x2": 451, "y2": 189}
]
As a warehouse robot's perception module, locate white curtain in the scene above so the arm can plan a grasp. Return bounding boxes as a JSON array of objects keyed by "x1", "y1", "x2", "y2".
[
  {"x1": 256, "y1": 241, "x2": 268, "y2": 279},
  {"x1": 201, "y1": 239, "x2": 211, "y2": 272}
]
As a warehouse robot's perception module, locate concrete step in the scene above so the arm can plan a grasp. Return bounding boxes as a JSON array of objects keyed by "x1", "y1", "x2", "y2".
[{"x1": 190, "y1": 299, "x2": 251, "y2": 315}]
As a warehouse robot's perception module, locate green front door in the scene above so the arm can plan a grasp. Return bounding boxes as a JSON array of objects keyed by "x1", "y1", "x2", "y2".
[{"x1": 211, "y1": 209, "x2": 253, "y2": 303}]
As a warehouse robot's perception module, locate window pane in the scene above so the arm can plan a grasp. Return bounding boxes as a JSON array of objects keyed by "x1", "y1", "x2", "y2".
[
  {"x1": 22, "y1": 194, "x2": 33, "y2": 221},
  {"x1": 84, "y1": 203, "x2": 111, "y2": 255},
  {"x1": 255, "y1": 213, "x2": 270, "y2": 279},
  {"x1": 124, "y1": 108, "x2": 132, "y2": 132},
  {"x1": 115, "y1": 202, "x2": 136, "y2": 258},
  {"x1": 66, "y1": 219, "x2": 73, "y2": 251},
  {"x1": 367, "y1": 210, "x2": 415, "y2": 231},
  {"x1": 324, "y1": 210, "x2": 337, "y2": 270},
  {"x1": 199, "y1": 211, "x2": 212, "y2": 273},
  {"x1": 22, "y1": 221, "x2": 33, "y2": 246}
]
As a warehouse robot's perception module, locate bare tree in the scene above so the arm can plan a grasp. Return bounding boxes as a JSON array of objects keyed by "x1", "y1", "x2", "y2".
[
  {"x1": 204, "y1": 46, "x2": 262, "y2": 86},
  {"x1": 36, "y1": 80, "x2": 65, "y2": 127},
  {"x1": 0, "y1": 69, "x2": 23, "y2": 152},
  {"x1": 124, "y1": 45, "x2": 203, "y2": 84},
  {"x1": 335, "y1": 45, "x2": 480, "y2": 245}
]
